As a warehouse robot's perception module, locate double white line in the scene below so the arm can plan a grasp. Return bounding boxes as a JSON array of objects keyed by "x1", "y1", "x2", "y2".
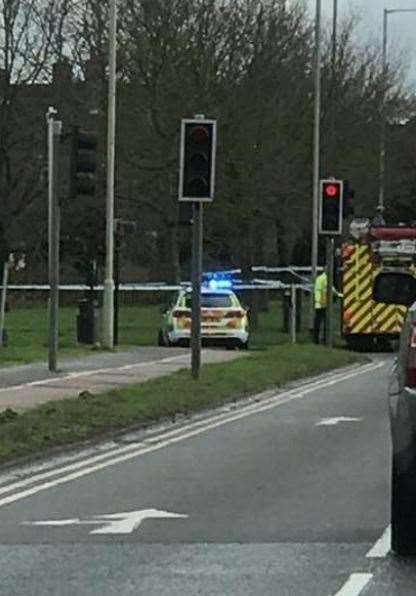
[{"x1": 0, "y1": 360, "x2": 383, "y2": 510}]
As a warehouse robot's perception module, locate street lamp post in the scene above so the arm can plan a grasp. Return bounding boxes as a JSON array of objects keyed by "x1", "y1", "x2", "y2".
[
  {"x1": 309, "y1": 0, "x2": 322, "y2": 330},
  {"x1": 379, "y1": 7, "x2": 416, "y2": 211},
  {"x1": 102, "y1": 0, "x2": 117, "y2": 349}
]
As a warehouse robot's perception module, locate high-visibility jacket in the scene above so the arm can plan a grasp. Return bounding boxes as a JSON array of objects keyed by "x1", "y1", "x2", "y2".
[{"x1": 315, "y1": 272, "x2": 327, "y2": 309}]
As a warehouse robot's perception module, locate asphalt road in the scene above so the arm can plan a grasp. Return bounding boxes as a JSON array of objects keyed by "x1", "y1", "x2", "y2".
[{"x1": 0, "y1": 355, "x2": 414, "y2": 595}]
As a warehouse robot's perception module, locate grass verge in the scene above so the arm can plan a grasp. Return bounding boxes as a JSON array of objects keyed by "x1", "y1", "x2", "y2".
[
  {"x1": 0, "y1": 345, "x2": 363, "y2": 465},
  {"x1": 1, "y1": 298, "x2": 344, "y2": 366}
]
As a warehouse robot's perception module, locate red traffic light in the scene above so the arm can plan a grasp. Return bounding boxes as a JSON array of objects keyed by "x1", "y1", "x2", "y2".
[
  {"x1": 189, "y1": 125, "x2": 209, "y2": 144},
  {"x1": 323, "y1": 183, "x2": 340, "y2": 198}
]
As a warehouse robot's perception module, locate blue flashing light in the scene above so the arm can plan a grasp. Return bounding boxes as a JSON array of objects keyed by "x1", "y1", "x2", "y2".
[{"x1": 208, "y1": 279, "x2": 232, "y2": 290}]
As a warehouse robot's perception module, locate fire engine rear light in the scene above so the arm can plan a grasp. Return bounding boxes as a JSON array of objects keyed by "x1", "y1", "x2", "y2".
[{"x1": 172, "y1": 309, "x2": 190, "y2": 319}]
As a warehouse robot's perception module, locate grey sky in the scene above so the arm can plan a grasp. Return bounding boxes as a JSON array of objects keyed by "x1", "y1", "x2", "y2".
[{"x1": 305, "y1": 0, "x2": 416, "y2": 86}]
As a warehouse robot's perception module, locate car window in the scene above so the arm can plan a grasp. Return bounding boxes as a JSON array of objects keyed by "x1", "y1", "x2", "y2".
[{"x1": 184, "y1": 293, "x2": 234, "y2": 308}]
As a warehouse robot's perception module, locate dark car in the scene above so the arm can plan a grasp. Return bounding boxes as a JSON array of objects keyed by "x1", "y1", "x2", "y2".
[{"x1": 374, "y1": 271, "x2": 416, "y2": 554}]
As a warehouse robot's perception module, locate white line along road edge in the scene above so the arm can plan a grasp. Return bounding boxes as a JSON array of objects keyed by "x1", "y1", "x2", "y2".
[
  {"x1": 0, "y1": 361, "x2": 384, "y2": 510},
  {"x1": 333, "y1": 573, "x2": 373, "y2": 596},
  {"x1": 366, "y1": 525, "x2": 391, "y2": 558}
]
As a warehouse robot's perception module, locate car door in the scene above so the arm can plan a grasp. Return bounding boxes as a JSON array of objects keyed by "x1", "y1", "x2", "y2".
[{"x1": 389, "y1": 309, "x2": 414, "y2": 473}]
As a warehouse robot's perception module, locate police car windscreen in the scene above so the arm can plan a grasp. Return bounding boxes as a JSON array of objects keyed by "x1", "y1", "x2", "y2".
[{"x1": 185, "y1": 294, "x2": 233, "y2": 308}]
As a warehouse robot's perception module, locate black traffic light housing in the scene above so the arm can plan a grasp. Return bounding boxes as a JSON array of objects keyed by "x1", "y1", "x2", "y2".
[
  {"x1": 179, "y1": 119, "x2": 217, "y2": 202},
  {"x1": 70, "y1": 127, "x2": 98, "y2": 197},
  {"x1": 343, "y1": 179, "x2": 355, "y2": 218},
  {"x1": 319, "y1": 179, "x2": 343, "y2": 235}
]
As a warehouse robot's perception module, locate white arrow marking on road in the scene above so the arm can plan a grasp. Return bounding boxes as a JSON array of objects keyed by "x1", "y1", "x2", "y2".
[
  {"x1": 22, "y1": 519, "x2": 102, "y2": 527},
  {"x1": 316, "y1": 416, "x2": 362, "y2": 427},
  {"x1": 22, "y1": 508, "x2": 188, "y2": 535},
  {"x1": 90, "y1": 509, "x2": 188, "y2": 534}
]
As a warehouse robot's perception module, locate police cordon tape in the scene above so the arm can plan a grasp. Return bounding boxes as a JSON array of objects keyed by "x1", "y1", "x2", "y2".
[
  {"x1": 4, "y1": 281, "x2": 312, "y2": 292},
  {"x1": 4, "y1": 266, "x2": 323, "y2": 293}
]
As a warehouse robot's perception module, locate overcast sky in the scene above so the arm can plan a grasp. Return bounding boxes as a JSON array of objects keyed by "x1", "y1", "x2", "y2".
[{"x1": 305, "y1": 0, "x2": 416, "y2": 86}]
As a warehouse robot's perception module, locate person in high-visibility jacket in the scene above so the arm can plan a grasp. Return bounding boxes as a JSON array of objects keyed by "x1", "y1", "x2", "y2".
[
  {"x1": 314, "y1": 270, "x2": 328, "y2": 344},
  {"x1": 313, "y1": 269, "x2": 342, "y2": 344}
]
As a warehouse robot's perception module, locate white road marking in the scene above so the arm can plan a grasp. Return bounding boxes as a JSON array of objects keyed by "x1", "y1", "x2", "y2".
[
  {"x1": 316, "y1": 417, "x2": 362, "y2": 426},
  {"x1": 333, "y1": 573, "x2": 373, "y2": 596},
  {"x1": 22, "y1": 509, "x2": 188, "y2": 535},
  {"x1": 22, "y1": 519, "x2": 102, "y2": 527},
  {"x1": 0, "y1": 361, "x2": 384, "y2": 510},
  {"x1": 0, "y1": 365, "x2": 375, "y2": 499},
  {"x1": 366, "y1": 525, "x2": 391, "y2": 558},
  {"x1": 0, "y1": 354, "x2": 191, "y2": 393},
  {"x1": 90, "y1": 509, "x2": 188, "y2": 534}
]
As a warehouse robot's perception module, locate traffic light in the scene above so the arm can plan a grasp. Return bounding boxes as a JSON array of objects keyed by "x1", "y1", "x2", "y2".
[
  {"x1": 343, "y1": 179, "x2": 355, "y2": 218},
  {"x1": 319, "y1": 179, "x2": 343, "y2": 235},
  {"x1": 179, "y1": 119, "x2": 217, "y2": 201},
  {"x1": 70, "y1": 127, "x2": 98, "y2": 197}
]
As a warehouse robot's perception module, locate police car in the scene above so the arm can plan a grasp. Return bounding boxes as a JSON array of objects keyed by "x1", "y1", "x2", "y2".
[{"x1": 158, "y1": 280, "x2": 249, "y2": 350}]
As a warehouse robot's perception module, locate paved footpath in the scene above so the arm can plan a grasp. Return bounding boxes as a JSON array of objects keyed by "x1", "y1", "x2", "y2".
[{"x1": 0, "y1": 348, "x2": 244, "y2": 413}]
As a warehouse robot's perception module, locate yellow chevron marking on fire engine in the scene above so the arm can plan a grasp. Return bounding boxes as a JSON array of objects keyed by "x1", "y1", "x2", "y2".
[
  {"x1": 376, "y1": 304, "x2": 396, "y2": 319},
  {"x1": 344, "y1": 294, "x2": 369, "y2": 313},
  {"x1": 357, "y1": 251, "x2": 370, "y2": 266},
  {"x1": 375, "y1": 306, "x2": 397, "y2": 331},
  {"x1": 373, "y1": 302, "x2": 390, "y2": 319},
  {"x1": 344, "y1": 270, "x2": 372, "y2": 298},
  {"x1": 354, "y1": 311, "x2": 374, "y2": 333},
  {"x1": 357, "y1": 273, "x2": 373, "y2": 293},
  {"x1": 342, "y1": 239, "x2": 410, "y2": 338},
  {"x1": 378, "y1": 315, "x2": 398, "y2": 333},
  {"x1": 351, "y1": 303, "x2": 393, "y2": 334},
  {"x1": 358, "y1": 287, "x2": 373, "y2": 304},
  {"x1": 344, "y1": 279, "x2": 373, "y2": 308},
  {"x1": 344, "y1": 275, "x2": 364, "y2": 296},
  {"x1": 349, "y1": 301, "x2": 389, "y2": 329},
  {"x1": 350, "y1": 308, "x2": 372, "y2": 330},
  {"x1": 343, "y1": 253, "x2": 374, "y2": 305},
  {"x1": 358, "y1": 262, "x2": 372, "y2": 282},
  {"x1": 343, "y1": 250, "x2": 359, "y2": 276},
  {"x1": 384, "y1": 316, "x2": 401, "y2": 333},
  {"x1": 344, "y1": 280, "x2": 370, "y2": 302},
  {"x1": 344, "y1": 264, "x2": 358, "y2": 284},
  {"x1": 349, "y1": 301, "x2": 373, "y2": 326}
]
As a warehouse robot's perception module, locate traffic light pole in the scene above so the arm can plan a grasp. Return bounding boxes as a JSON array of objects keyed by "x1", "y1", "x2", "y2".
[
  {"x1": 191, "y1": 202, "x2": 203, "y2": 379},
  {"x1": 325, "y1": 237, "x2": 334, "y2": 348},
  {"x1": 114, "y1": 228, "x2": 120, "y2": 346},
  {"x1": 46, "y1": 107, "x2": 62, "y2": 372},
  {"x1": 0, "y1": 261, "x2": 9, "y2": 347}
]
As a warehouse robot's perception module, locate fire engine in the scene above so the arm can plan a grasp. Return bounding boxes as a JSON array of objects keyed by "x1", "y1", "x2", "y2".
[{"x1": 341, "y1": 219, "x2": 416, "y2": 350}]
